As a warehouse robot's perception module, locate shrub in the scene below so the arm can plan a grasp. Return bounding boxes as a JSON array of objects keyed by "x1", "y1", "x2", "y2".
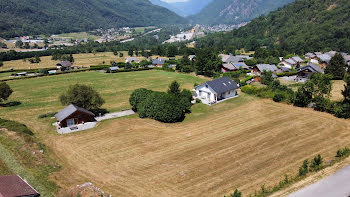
[
  {"x1": 241, "y1": 85, "x2": 260, "y2": 95},
  {"x1": 129, "y1": 88, "x2": 153, "y2": 112},
  {"x1": 59, "y1": 84, "x2": 105, "y2": 110},
  {"x1": 336, "y1": 147, "x2": 350, "y2": 158},
  {"x1": 310, "y1": 154, "x2": 323, "y2": 171},
  {"x1": 0, "y1": 118, "x2": 33, "y2": 136},
  {"x1": 313, "y1": 96, "x2": 333, "y2": 112},
  {"x1": 227, "y1": 189, "x2": 242, "y2": 197},
  {"x1": 138, "y1": 92, "x2": 185, "y2": 123},
  {"x1": 293, "y1": 83, "x2": 313, "y2": 107},
  {"x1": 273, "y1": 93, "x2": 285, "y2": 102},
  {"x1": 196, "y1": 98, "x2": 202, "y2": 103},
  {"x1": 298, "y1": 159, "x2": 309, "y2": 176}
]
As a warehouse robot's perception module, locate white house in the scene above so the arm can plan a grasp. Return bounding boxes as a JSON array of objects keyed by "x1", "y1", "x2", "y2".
[{"x1": 194, "y1": 77, "x2": 239, "y2": 105}]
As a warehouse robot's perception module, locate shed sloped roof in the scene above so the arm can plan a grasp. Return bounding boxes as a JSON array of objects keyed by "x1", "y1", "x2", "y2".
[
  {"x1": 256, "y1": 64, "x2": 278, "y2": 72},
  {"x1": 284, "y1": 58, "x2": 297, "y2": 65},
  {"x1": 0, "y1": 175, "x2": 39, "y2": 197},
  {"x1": 55, "y1": 104, "x2": 94, "y2": 122},
  {"x1": 317, "y1": 54, "x2": 331, "y2": 63},
  {"x1": 202, "y1": 77, "x2": 239, "y2": 94},
  {"x1": 109, "y1": 66, "x2": 120, "y2": 70},
  {"x1": 126, "y1": 57, "x2": 139, "y2": 62}
]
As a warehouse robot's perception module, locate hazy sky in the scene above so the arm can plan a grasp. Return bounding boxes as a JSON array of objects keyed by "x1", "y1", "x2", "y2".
[{"x1": 161, "y1": 0, "x2": 188, "y2": 2}]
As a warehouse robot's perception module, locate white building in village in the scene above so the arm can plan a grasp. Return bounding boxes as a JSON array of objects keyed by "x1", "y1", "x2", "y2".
[{"x1": 193, "y1": 77, "x2": 239, "y2": 105}]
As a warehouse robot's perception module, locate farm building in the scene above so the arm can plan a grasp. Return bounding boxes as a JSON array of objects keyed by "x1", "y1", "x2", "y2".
[
  {"x1": 194, "y1": 77, "x2": 239, "y2": 105},
  {"x1": 252, "y1": 64, "x2": 278, "y2": 75},
  {"x1": 279, "y1": 56, "x2": 303, "y2": 69},
  {"x1": 0, "y1": 175, "x2": 40, "y2": 197},
  {"x1": 55, "y1": 104, "x2": 95, "y2": 128},
  {"x1": 295, "y1": 63, "x2": 324, "y2": 82},
  {"x1": 107, "y1": 66, "x2": 120, "y2": 73},
  {"x1": 152, "y1": 58, "x2": 166, "y2": 67},
  {"x1": 56, "y1": 61, "x2": 72, "y2": 70}
]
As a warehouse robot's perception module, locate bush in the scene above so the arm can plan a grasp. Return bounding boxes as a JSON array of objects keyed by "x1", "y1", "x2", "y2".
[
  {"x1": 336, "y1": 147, "x2": 350, "y2": 158},
  {"x1": 138, "y1": 92, "x2": 185, "y2": 123},
  {"x1": 313, "y1": 96, "x2": 333, "y2": 112},
  {"x1": 310, "y1": 154, "x2": 323, "y2": 171},
  {"x1": 0, "y1": 118, "x2": 33, "y2": 136},
  {"x1": 333, "y1": 103, "x2": 350, "y2": 119},
  {"x1": 241, "y1": 85, "x2": 260, "y2": 95},
  {"x1": 196, "y1": 98, "x2": 202, "y2": 103},
  {"x1": 59, "y1": 84, "x2": 105, "y2": 110},
  {"x1": 273, "y1": 93, "x2": 285, "y2": 102},
  {"x1": 298, "y1": 159, "x2": 309, "y2": 176},
  {"x1": 129, "y1": 88, "x2": 153, "y2": 112}
]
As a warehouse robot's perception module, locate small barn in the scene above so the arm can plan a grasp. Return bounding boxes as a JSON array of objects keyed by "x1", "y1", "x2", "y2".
[
  {"x1": 0, "y1": 175, "x2": 40, "y2": 197},
  {"x1": 56, "y1": 61, "x2": 72, "y2": 71},
  {"x1": 252, "y1": 64, "x2": 278, "y2": 75},
  {"x1": 55, "y1": 104, "x2": 95, "y2": 128}
]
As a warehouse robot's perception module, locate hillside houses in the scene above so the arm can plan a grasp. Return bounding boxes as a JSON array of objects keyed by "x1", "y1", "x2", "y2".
[
  {"x1": 152, "y1": 58, "x2": 166, "y2": 67},
  {"x1": 251, "y1": 64, "x2": 279, "y2": 75},
  {"x1": 219, "y1": 54, "x2": 251, "y2": 72},
  {"x1": 279, "y1": 56, "x2": 304, "y2": 69}
]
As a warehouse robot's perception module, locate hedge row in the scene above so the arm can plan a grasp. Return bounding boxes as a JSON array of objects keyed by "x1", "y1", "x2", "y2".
[{"x1": 0, "y1": 118, "x2": 34, "y2": 136}]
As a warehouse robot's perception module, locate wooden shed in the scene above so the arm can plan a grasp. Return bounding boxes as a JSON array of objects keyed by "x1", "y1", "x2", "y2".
[{"x1": 55, "y1": 104, "x2": 95, "y2": 128}]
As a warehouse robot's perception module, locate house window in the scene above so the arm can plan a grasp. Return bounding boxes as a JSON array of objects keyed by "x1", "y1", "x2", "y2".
[
  {"x1": 199, "y1": 91, "x2": 202, "y2": 96},
  {"x1": 67, "y1": 118, "x2": 75, "y2": 127},
  {"x1": 206, "y1": 85, "x2": 208, "y2": 88}
]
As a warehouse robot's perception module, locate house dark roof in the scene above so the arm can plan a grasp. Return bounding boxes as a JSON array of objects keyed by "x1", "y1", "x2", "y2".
[
  {"x1": 152, "y1": 58, "x2": 165, "y2": 65},
  {"x1": 0, "y1": 175, "x2": 40, "y2": 197},
  {"x1": 55, "y1": 104, "x2": 94, "y2": 122},
  {"x1": 256, "y1": 64, "x2": 278, "y2": 72},
  {"x1": 56, "y1": 61, "x2": 72, "y2": 67},
  {"x1": 292, "y1": 56, "x2": 304, "y2": 63},
  {"x1": 280, "y1": 67, "x2": 291, "y2": 72},
  {"x1": 317, "y1": 54, "x2": 331, "y2": 63},
  {"x1": 201, "y1": 77, "x2": 239, "y2": 94},
  {"x1": 298, "y1": 63, "x2": 324, "y2": 74}
]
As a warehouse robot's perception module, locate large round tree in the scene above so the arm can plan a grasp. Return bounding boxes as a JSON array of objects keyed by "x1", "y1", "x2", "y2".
[
  {"x1": 325, "y1": 53, "x2": 346, "y2": 79},
  {"x1": 59, "y1": 84, "x2": 104, "y2": 110}
]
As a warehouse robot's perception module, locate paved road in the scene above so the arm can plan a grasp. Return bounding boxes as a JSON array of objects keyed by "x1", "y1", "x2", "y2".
[{"x1": 288, "y1": 165, "x2": 350, "y2": 197}]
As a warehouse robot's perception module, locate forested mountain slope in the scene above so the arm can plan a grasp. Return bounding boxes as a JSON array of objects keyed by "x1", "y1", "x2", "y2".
[
  {"x1": 192, "y1": 0, "x2": 294, "y2": 25},
  {"x1": 0, "y1": 0, "x2": 187, "y2": 38},
  {"x1": 196, "y1": 0, "x2": 350, "y2": 54}
]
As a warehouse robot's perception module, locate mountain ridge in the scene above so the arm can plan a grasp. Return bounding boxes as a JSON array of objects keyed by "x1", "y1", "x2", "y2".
[
  {"x1": 192, "y1": 0, "x2": 294, "y2": 25},
  {"x1": 0, "y1": 0, "x2": 187, "y2": 38}
]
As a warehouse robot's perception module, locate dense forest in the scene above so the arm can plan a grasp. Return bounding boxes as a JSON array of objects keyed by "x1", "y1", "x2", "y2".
[
  {"x1": 191, "y1": 0, "x2": 294, "y2": 25},
  {"x1": 196, "y1": 0, "x2": 350, "y2": 54},
  {"x1": 0, "y1": 0, "x2": 187, "y2": 38}
]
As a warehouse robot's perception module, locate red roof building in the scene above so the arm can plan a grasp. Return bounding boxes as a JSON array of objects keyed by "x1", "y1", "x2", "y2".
[{"x1": 0, "y1": 175, "x2": 40, "y2": 197}]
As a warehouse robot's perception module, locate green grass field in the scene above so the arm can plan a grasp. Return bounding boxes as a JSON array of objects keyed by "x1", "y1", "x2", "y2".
[{"x1": 0, "y1": 70, "x2": 208, "y2": 134}]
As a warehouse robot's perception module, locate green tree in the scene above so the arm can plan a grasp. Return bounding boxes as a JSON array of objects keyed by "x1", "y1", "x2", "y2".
[
  {"x1": 167, "y1": 45, "x2": 178, "y2": 57},
  {"x1": 167, "y1": 81, "x2": 181, "y2": 96},
  {"x1": 119, "y1": 53, "x2": 124, "y2": 57},
  {"x1": 129, "y1": 88, "x2": 153, "y2": 111},
  {"x1": 261, "y1": 70, "x2": 274, "y2": 85},
  {"x1": 113, "y1": 50, "x2": 118, "y2": 56},
  {"x1": 309, "y1": 73, "x2": 333, "y2": 99},
  {"x1": 310, "y1": 154, "x2": 323, "y2": 171},
  {"x1": 15, "y1": 40, "x2": 23, "y2": 48},
  {"x1": 128, "y1": 49, "x2": 134, "y2": 57},
  {"x1": 325, "y1": 53, "x2": 346, "y2": 79},
  {"x1": 59, "y1": 84, "x2": 105, "y2": 110},
  {"x1": 0, "y1": 82, "x2": 13, "y2": 103},
  {"x1": 294, "y1": 81, "x2": 314, "y2": 107},
  {"x1": 342, "y1": 76, "x2": 350, "y2": 104},
  {"x1": 195, "y1": 48, "x2": 222, "y2": 77},
  {"x1": 0, "y1": 61, "x2": 3, "y2": 67}
]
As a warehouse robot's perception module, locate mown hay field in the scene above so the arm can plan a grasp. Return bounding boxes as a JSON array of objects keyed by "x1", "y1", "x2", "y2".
[
  {"x1": 0, "y1": 52, "x2": 174, "y2": 71},
  {"x1": 50, "y1": 97, "x2": 350, "y2": 196}
]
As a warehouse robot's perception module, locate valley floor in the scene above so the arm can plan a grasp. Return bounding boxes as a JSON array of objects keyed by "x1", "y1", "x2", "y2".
[{"x1": 0, "y1": 70, "x2": 349, "y2": 196}]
